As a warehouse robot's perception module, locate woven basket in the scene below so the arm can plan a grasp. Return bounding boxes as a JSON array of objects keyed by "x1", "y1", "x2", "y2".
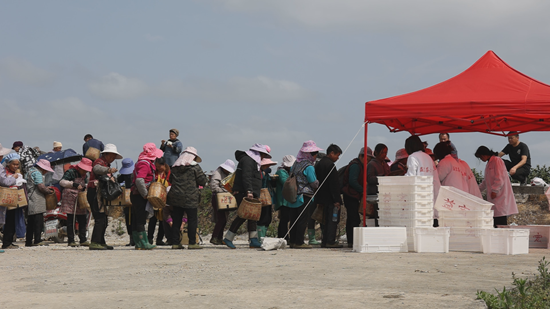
[
  {"x1": 85, "y1": 147, "x2": 101, "y2": 161},
  {"x1": 259, "y1": 188, "x2": 272, "y2": 207},
  {"x1": 147, "y1": 182, "x2": 167, "y2": 210},
  {"x1": 78, "y1": 191, "x2": 90, "y2": 210},
  {"x1": 216, "y1": 192, "x2": 237, "y2": 211},
  {"x1": 0, "y1": 187, "x2": 18, "y2": 208},
  {"x1": 237, "y1": 197, "x2": 261, "y2": 221},
  {"x1": 45, "y1": 192, "x2": 58, "y2": 210}
]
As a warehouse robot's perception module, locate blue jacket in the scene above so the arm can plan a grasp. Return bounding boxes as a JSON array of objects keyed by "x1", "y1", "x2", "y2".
[
  {"x1": 83, "y1": 139, "x2": 104, "y2": 155},
  {"x1": 161, "y1": 139, "x2": 183, "y2": 167}
]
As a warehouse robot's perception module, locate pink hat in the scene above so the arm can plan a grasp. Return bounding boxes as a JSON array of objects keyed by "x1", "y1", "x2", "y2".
[
  {"x1": 249, "y1": 144, "x2": 271, "y2": 158},
  {"x1": 299, "y1": 140, "x2": 323, "y2": 153},
  {"x1": 138, "y1": 143, "x2": 164, "y2": 161},
  {"x1": 260, "y1": 158, "x2": 277, "y2": 166},
  {"x1": 395, "y1": 148, "x2": 409, "y2": 161},
  {"x1": 77, "y1": 158, "x2": 93, "y2": 172},
  {"x1": 182, "y1": 146, "x2": 202, "y2": 163},
  {"x1": 36, "y1": 159, "x2": 54, "y2": 173}
]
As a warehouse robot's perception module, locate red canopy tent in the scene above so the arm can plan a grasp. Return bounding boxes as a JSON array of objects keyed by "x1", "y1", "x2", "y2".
[{"x1": 361, "y1": 50, "x2": 550, "y2": 225}]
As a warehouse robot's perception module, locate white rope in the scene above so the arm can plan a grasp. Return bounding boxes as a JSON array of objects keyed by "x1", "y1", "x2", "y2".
[{"x1": 283, "y1": 122, "x2": 367, "y2": 241}]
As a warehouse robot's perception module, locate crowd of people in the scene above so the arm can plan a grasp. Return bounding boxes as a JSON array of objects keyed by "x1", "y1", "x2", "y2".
[{"x1": 0, "y1": 130, "x2": 527, "y2": 252}]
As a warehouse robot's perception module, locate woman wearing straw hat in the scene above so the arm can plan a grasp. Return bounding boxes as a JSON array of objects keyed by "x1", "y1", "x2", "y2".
[
  {"x1": 166, "y1": 146, "x2": 207, "y2": 249},
  {"x1": 131, "y1": 143, "x2": 163, "y2": 250},
  {"x1": 59, "y1": 158, "x2": 93, "y2": 247},
  {"x1": 87, "y1": 144, "x2": 122, "y2": 250},
  {"x1": 2, "y1": 153, "x2": 27, "y2": 249},
  {"x1": 209, "y1": 159, "x2": 236, "y2": 245},
  {"x1": 287, "y1": 140, "x2": 322, "y2": 249},
  {"x1": 25, "y1": 159, "x2": 55, "y2": 247},
  {"x1": 223, "y1": 144, "x2": 271, "y2": 249}
]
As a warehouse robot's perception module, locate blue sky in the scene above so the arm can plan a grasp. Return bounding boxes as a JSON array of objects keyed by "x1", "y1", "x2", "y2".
[{"x1": 2, "y1": 1, "x2": 550, "y2": 172}]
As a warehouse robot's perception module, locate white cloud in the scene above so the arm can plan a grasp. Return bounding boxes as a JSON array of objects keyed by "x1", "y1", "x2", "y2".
[
  {"x1": 0, "y1": 58, "x2": 56, "y2": 86},
  {"x1": 89, "y1": 72, "x2": 312, "y2": 104},
  {"x1": 88, "y1": 72, "x2": 149, "y2": 100}
]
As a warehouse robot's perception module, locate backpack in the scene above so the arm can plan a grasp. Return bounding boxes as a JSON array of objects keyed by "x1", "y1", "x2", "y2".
[
  {"x1": 338, "y1": 164, "x2": 349, "y2": 193},
  {"x1": 282, "y1": 172, "x2": 298, "y2": 203}
]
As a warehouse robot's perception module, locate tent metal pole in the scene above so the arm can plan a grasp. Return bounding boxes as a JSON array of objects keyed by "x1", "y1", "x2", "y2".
[{"x1": 363, "y1": 107, "x2": 368, "y2": 227}]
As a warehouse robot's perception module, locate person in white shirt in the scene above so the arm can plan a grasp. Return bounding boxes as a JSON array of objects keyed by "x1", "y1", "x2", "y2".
[
  {"x1": 475, "y1": 146, "x2": 518, "y2": 227},
  {"x1": 433, "y1": 142, "x2": 469, "y2": 192}
]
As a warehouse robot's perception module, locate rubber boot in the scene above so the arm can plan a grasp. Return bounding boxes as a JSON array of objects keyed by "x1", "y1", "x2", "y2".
[
  {"x1": 308, "y1": 229, "x2": 320, "y2": 245},
  {"x1": 138, "y1": 231, "x2": 156, "y2": 250},
  {"x1": 223, "y1": 231, "x2": 236, "y2": 249},
  {"x1": 257, "y1": 226, "x2": 267, "y2": 242},
  {"x1": 132, "y1": 231, "x2": 141, "y2": 249},
  {"x1": 249, "y1": 231, "x2": 261, "y2": 248}
]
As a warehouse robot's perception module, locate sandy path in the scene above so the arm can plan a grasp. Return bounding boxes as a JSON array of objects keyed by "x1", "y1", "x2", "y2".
[{"x1": 1, "y1": 238, "x2": 548, "y2": 308}]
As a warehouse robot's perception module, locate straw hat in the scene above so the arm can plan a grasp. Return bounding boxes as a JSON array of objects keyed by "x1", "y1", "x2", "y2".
[
  {"x1": 119, "y1": 158, "x2": 135, "y2": 175},
  {"x1": 183, "y1": 146, "x2": 202, "y2": 163},
  {"x1": 219, "y1": 159, "x2": 235, "y2": 174},
  {"x1": 395, "y1": 148, "x2": 409, "y2": 161},
  {"x1": 0, "y1": 143, "x2": 12, "y2": 156},
  {"x1": 299, "y1": 140, "x2": 323, "y2": 153},
  {"x1": 101, "y1": 144, "x2": 123, "y2": 159},
  {"x1": 36, "y1": 159, "x2": 54, "y2": 173},
  {"x1": 53, "y1": 141, "x2": 62, "y2": 148},
  {"x1": 260, "y1": 158, "x2": 277, "y2": 167}
]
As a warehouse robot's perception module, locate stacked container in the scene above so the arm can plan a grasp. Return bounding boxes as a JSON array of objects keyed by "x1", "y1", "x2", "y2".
[{"x1": 377, "y1": 176, "x2": 435, "y2": 251}]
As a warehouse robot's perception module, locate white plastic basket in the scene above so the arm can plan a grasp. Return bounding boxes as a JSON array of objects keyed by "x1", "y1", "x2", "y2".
[
  {"x1": 378, "y1": 184, "x2": 433, "y2": 195},
  {"x1": 434, "y1": 186, "x2": 493, "y2": 212},
  {"x1": 481, "y1": 229, "x2": 529, "y2": 255},
  {"x1": 448, "y1": 227, "x2": 488, "y2": 252},
  {"x1": 496, "y1": 225, "x2": 550, "y2": 249},
  {"x1": 377, "y1": 190, "x2": 434, "y2": 203},
  {"x1": 378, "y1": 200, "x2": 434, "y2": 211},
  {"x1": 378, "y1": 217, "x2": 433, "y2": 228},
  {"x1": 353, "y1": 227, "x2": 408, "y2": 253},
  {"x1": 413, "y1": 227, "x2": 450, "y2": 253},
  {"x1": 377, "y1": 176, "x2": 433, "y2": 186},
  {"x1": 438, "y1": 209, "x2": 494, "y2": 219},
  {"x1": 439, "y1": 217, "x2": 494, "y2": 229},
  {"x1": 379, "y1": 208, "x2": 433, "y2": 221}
]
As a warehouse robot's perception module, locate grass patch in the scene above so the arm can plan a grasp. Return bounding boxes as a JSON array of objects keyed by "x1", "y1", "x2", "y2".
[{"x1": 477, "y1": 257, "x2": 550, "y2": 308}]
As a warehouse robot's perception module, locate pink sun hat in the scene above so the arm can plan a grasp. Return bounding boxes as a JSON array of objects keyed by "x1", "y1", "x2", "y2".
[
  {"x1": 299, "y1": 140, "x2": 323, "y2": 153},
  {"x1": 249, "y1": 144, "x2": 271, "y2": 158},
  {"x1": 260, "y1": 158, "x2": 277, "y2": 167},
  {"x1": 35, "y1": 159, "x2": 54, "y2": 173},
  {"x1": 138, "y1": 143, "x2": 163, "y2": 161},
  {"x1": 76, "y1": 157, "x2": 93, "y2": 172}
]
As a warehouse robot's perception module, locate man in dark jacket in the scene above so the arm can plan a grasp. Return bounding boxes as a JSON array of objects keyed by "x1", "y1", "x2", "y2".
[
  {"x1": 223, "y1": 144, "x2": 271, "y2": 249},
  {"x1": 315, "y1": 144, "x2": 343, "y2": 248},
  {"x1": 83, "y1": 134, "x2": 105, "y2": 158}
]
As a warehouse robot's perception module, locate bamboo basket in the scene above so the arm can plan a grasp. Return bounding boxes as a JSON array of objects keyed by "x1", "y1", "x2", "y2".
[
  {"x1": 259, "y1": 188, "x2": 272, "y2": 207},
  {"x1": 78, "y1": 191, "x2": 90, "y2": 210},
  {"x1": 85, "y1": 147, "x2": 101, "y2": 161},
  {"x1": 0, "y1": 187, "x2": 18, "y2": 208},
  {"x1": 216, "y1": 192, "x2": 237, "y2": 211},
  {"x1": 147, "y1": 182, "x2": 167, "y2": 210},
  {"x1": 45, "y1": 192, "x2": 58, "y2": 210},
  {"x1": 237, "y1": 197, "x2": 261, "y2": 221}
]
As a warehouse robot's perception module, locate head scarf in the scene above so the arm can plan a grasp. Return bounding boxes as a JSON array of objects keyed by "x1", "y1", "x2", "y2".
[{"x1": 172, "y1": 147, "x2": 200, "y2": 167}]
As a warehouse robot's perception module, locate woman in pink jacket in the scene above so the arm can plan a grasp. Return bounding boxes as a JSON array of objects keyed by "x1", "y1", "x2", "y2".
[{"x1": 475, "y1": 146, "x2": 518, "y2": 227}]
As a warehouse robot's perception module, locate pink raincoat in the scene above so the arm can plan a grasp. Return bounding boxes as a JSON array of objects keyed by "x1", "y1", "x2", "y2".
[{"x1": 479, "y1": 156, "x2": 518, "y2": 217}]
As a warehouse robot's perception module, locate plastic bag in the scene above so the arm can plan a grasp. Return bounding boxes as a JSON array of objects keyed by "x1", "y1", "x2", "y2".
[{"x1": 261, "y1": 237, "x2": 287, "y2": 251}]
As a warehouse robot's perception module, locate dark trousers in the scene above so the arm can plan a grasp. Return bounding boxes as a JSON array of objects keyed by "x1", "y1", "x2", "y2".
[
  {"x1": 277, "y1": 207, "x2": 291, "y2": 240},
  {"x1": 147, "y1": 215, "x2": 165, "y2": 243},
  {"x1": 321, "y1": 203, "x2": 340, "y2": 246},
  {"x1": 343, "y1": 194, "x2": 361, "y2": 245},
  {"x1": 124, "y1": 206, "x2": 132, "y2": 236},
  {"x1": 211, "y1": 193, "x2": 229, "y2": 240},
  {"x1": 494, "y1": 216, "x2": 508, "y2": 228},
  {"x1": 88, "y1": 188, "x2": 108, "y2": 244},
  {"x1": 289, "y1": 196, "x2": 312, "y2": 246},
  {"x1": 25, "y1": 213, "x2": 43, "y2": 246},
  {"x1": 67, "y1": 214, "x2": 87, "y2": 243},
  {"x1": 171, "y1": 207, "x2": 198, "y2": 245},
  {"x1": 503, "y1": 159, "x2": 530, "y2": 183},
  {"x1": 228, "y1": 193, "x2": 257, "y2": 235},
  {"x1": 130, "y1": 194, "x2": 147, "y2": 232},
  {"x1": 308, "y1": 203, "x2": 316, "y2": 230},
  {"x1": 2, "y1": 209, "x2": 16, "y2": 248},
  {"x1": 257, "y1": 204, "x2": 272, "y2": 227}
]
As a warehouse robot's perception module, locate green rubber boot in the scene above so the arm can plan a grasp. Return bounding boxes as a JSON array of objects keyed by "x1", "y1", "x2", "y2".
[
  {"x1": 308, "y1": 229, "x2": 320, "y2": 245},
  {"x1": 257, "y1": 226, "x2": 267, "y2": 242},
  {"x1": 136, "y1": 231, "x2": 156, "y2": 250},
  {"x1": 132, "y1": 231, "x2": 141, "y2": 249}
]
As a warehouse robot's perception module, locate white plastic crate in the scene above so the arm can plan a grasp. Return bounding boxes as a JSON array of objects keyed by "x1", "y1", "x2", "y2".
[
  {"x1": 448, "y1": 227, "x2": 487, "y2": 252},
  {"x1": 497, "y1": 225, "x2": 550, "y2": 249},
  {"x1": 378, "y1": 200, "x2": 434, "y2": 211},
  {"x1": 438, "y1": 209, "x2": 494, "y2": 219},
  {"x1": 434, "y1": 186, "x2": 493, "y2": 212},
  {"x1": 378, "y1": 217, "x2": 433, "y2": 228},
  {"x1": 353, "y1": 227, "x2": 408, "y2": 253},
  {"x1": 439, "y1": 217, "x2": 494, "y2": 229},
  {"x1": 378, "y1": 184, "x2": 433, "y2": 195},
  {"x1": 379, "y1": 208, "x2": 433, "y2": 221},
  {"x1": 378, "y1": 175, "x2": 433, "y2": 186},
  {"x1": 377, "y1": 190, "x2": 433, "y2": 203},
  {"x1": 481, "y1": 229, "x2": 529, "y2": 255},
  {"x1": 413, "y1": 227, "x2": 450, "y2": 253}
]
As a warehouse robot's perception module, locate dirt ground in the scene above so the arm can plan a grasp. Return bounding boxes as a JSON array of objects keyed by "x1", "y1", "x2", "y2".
[{"x1": 1, "y1": 231, "x2": 548, "y2": 309}]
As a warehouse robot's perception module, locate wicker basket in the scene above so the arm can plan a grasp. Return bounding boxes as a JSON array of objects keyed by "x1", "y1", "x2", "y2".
[
  {"x1": 45, "y1": 192, "x2": 58, "y2": 210},
  {"x1": 147, "y1": 182, "x2": 167, "y2": 210},
  {"x1": 78, "y1": 191, "x2": 90, "y2": 210},
  {"x1": 237, "y1": 197, "x2": 261, "y2": 221},
  {"x1": 0, "y1": 187, "x2": 18, "y2": 207},
  {"x1": 259, "y1": 188, "x2": 272, "y2": 207},
  {"x1": 216, "y1": 192, "x2": 237, "y2": 211},
  {"x1": 85, "y1": 147, "x2": 101, "y2": 161}
]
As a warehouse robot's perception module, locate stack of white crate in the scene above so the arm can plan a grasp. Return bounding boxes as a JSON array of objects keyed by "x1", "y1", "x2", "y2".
[
  {"x1": 377, "y1": 176, "x2": 435, "y2": 251},
  {"x1": 435, "y1": 186, "x2": 530, "y2": 254}
]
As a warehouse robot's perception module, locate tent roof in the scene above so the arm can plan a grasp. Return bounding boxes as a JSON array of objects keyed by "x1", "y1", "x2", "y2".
[{"x1": 365, "y1": 51, "x2": 550, "y2": 136}]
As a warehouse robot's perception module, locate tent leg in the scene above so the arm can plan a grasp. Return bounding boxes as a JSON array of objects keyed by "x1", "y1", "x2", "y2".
[{"x1": 363, "y1": 121, "x2": 368, "y2": 227}]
